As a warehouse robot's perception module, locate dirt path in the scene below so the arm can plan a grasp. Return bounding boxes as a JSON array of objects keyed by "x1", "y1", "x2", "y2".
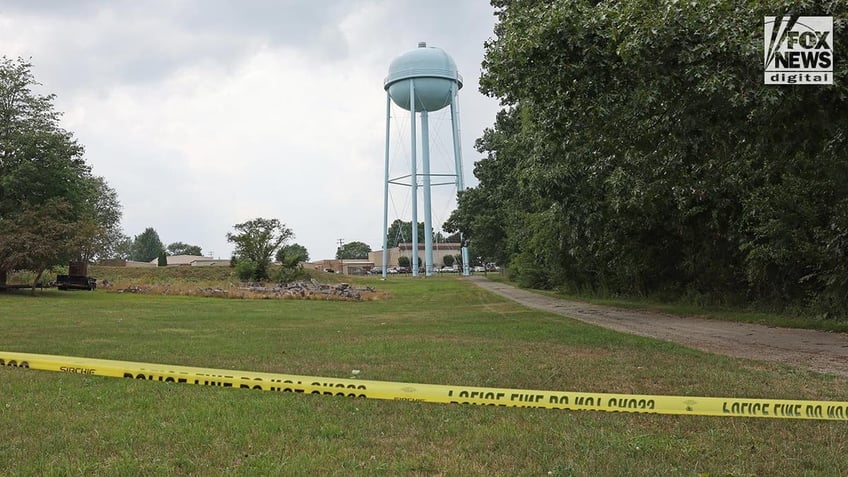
[{"x1": 467, "y1": 276, "x2": 848, "y2": 378}]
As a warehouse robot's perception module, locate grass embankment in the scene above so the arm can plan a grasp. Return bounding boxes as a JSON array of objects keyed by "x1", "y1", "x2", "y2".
[{"x1": 1, "y1": 273, "x2": 847, "y2": 475}]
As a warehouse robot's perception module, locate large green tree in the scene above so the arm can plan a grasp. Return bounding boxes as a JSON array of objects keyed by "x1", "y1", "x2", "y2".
[
  {"x1": 112, "y1": 235, "x2": 133, "y2": 260},
  {"x1": 131, "y1": 228, "x2": 165, "y2": 262},
  {"x1": 336, "y1": 241, "x2": 371, "y2": 260},
  {"x1": 75, "y1": 175, "x2": 124, "y2": 263},
  {"x1": 454, "y1": 1, "x2": 848, "y2": 313},
  {"x1": 227, "y1": 217, "x2": 293, "y2": 281},
  {"x1": 386, "y1": 219, "x2": 424, "y2": 248},
  {"x1": 1, "y1": 200, "x2": 76, "y2": 289},
  {"x1": 385, "y1": 219, "x2": 449, "y2": 248},
  {"x1": 444, "y1": 108, "x2": 526, "y2": 268},
  {"x1": 166, "y1": 241, "x2": 203, "y2": 256},
  {"x1": 274, "y1": 243, "x2": 309, "y2": 282},
  {"x1": 275, "y1": 243, "x2": 309, "y2": 268},
  {"x1": 0, "y1": 56, "x2": 122, "y2": 286}
]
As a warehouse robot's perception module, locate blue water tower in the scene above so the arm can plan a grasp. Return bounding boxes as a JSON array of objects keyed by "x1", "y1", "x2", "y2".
[{"x1": 381, "y1": 42, "x2": 469, "y2": 277}]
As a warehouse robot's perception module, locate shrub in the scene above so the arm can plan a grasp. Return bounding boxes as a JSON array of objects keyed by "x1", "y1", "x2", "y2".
[
  {"x1": 443, "y1": 254, "x2": 455, "y2": 268},
  {"x1": 234, "y1": 259, "x2": 258, "y2": 282}
]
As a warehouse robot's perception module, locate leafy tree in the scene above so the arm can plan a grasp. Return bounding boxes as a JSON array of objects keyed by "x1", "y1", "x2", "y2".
[
  {"x1": 385, "y1": 219, "x2": 450, "y2": 249},
  {"x1": 166, "y1": 241, "x2": 203, "y2": 256},
  {"x1": 226, "y1": 217, "x2": 293, "y2": 281},
  {"x1": 111, "y1": 235, "x2": 133, "y2": 260},
  {"x1": 131, "y1": 227, "x2": 165, "y2": 262},
  {"x1": 273, "y1": 243, "x2": 309, "y2": 282},
  {"x1": 0, "y1": 200, "x2": 76, "y2": 291},
  {"x1": 386, "y1": 220, "x2": 419, "y2": 248},
  {"x1": 157, "y1": 250, "x2": 167, "y2": 267},
  {"x1": 387, "y1": 220, "x2": 432, "y2": 248},
  {"x1": 336, "y1": 241, "x2": 371, "y2": 260},
  {"x1": 74, "y1": 176, "x2": 123, "y2": 263},
  {"x1": 0, "y1": 56, "x2": 121, "y2": 286},
  {"x1": 444, "y1": 108, "x2": 524, "y2": 267},
  {"x1": 397, "y1": 256, "x2": 410, "y2": 268},
  {"x1": 276, "y1": 243, "x2": 309, "y2": 268},
  {"x1": 443, "y1": 231, "x2": 462, "y2": 243}
]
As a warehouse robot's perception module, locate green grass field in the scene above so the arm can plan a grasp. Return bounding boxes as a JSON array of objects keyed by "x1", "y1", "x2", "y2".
[{"x1": 2, "y1": 274, "x2": 847, "y2": 476}]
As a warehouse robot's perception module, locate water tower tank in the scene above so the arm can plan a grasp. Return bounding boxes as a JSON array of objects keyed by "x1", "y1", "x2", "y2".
[{"x1": 384, "y1": 42, "x2": 463, "y2": 112}]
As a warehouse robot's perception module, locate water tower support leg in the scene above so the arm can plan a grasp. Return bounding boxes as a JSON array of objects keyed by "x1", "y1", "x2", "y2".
[
  {"x1": 449, "y1": 84, "x2": 470, "y2": 276},
  {"x1": 422, "y1": 110, "x2": 434, "y2": 276},
  {"x1": 382, "y1": 93, "x2": 391, "y2": 278}
]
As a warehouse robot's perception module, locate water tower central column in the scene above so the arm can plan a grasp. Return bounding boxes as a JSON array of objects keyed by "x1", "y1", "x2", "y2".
[{"x1": 409, "y1": 80, "x2": 419, "y2": 277}]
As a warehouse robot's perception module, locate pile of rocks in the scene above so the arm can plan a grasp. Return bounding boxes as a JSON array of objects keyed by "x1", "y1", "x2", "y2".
[
  {"x1": 117, "y1": 285, "x2": 147, "y2": 293},
  {"x1": 196, "y1": 287, "x2": 228, "y2": 297},
  {"x1": 232, "y1": 280, "x2": 376, "y2": 301}
]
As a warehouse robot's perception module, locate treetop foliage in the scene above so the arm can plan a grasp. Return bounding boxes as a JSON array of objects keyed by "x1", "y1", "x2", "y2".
[
  {"x1": 336, "y1": 241, "x2": 371, "y2": 260},
  {"x1": 276, "y1": 243, "x2": 309, "y2": 268},
  {"x1": 167, "y1": 241, "x2": 203, "y2": 257},
  {"x1": 132, "y1": 227, "x2": 165, "y2": 263}
]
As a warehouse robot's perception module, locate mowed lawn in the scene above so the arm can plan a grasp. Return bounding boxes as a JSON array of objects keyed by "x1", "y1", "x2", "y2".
[{"x1": 1, "y1": 276, "x2": 847, "y2": 476}]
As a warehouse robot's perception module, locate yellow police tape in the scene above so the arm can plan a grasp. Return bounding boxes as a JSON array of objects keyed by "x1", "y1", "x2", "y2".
[{"x1": 2, "y1": 351, "x2": 847, "y2": 421}]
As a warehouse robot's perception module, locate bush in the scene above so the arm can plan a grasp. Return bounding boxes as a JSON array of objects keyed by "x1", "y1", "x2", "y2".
[
  {"x1": 234, "y1": 260, "x2": 258, "y2": 282},
  {"x1": 443, "y1": 254, "x2": 455, "y2": 268},
  {"x1": 509, "y1": 251, "x2": 552, "y2": 290},
  {"x1": 274, "y1": 264, "x2": 307, "y2": 283}
]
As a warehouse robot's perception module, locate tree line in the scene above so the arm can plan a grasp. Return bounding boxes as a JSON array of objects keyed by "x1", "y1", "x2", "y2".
[
  {"x1": 116, "y1": 227, "x2": 204, "y2": 263},
  {"x1": 111, "y1": 219, "x2": 310, "y2": 281},
  {"x1": 448, "y1": 1, "x2": 848, "y2": 315}
]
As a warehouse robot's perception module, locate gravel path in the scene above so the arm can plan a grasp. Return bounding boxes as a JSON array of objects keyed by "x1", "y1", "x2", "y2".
[{"x1": 467, "y1": 276, "x2": 848, "y2": 378}]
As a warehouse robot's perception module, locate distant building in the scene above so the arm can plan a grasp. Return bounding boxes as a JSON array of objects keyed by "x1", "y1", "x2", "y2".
[
  {"x1": 97, "y1": 259, "x2": 156, "y2": 267},
  {"x1": 307, "y1": 242, "x2": 463, "y2": 275},
  {"x1": 189, "y1": 258, "x2": 232, "y2": 267},
  {"x1": 369, "y1": 242, "x2": 462, "y2": 269},
  {"x1": 308, "y1": 259, "x2": 374, "y2": 275},
  {"x1": 147, "y1": 255, "x2": 230, "y2": 267}
]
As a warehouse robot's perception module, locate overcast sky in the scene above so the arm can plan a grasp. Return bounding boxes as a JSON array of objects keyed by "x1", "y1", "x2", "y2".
[{"x1": 0, "y1": 0, "x2": 501, "y2": 261}]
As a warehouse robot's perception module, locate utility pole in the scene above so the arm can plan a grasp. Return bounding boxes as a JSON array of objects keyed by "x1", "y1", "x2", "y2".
[{"x1": 337, "y1": 238, "x2": 344, "y2": 274}]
